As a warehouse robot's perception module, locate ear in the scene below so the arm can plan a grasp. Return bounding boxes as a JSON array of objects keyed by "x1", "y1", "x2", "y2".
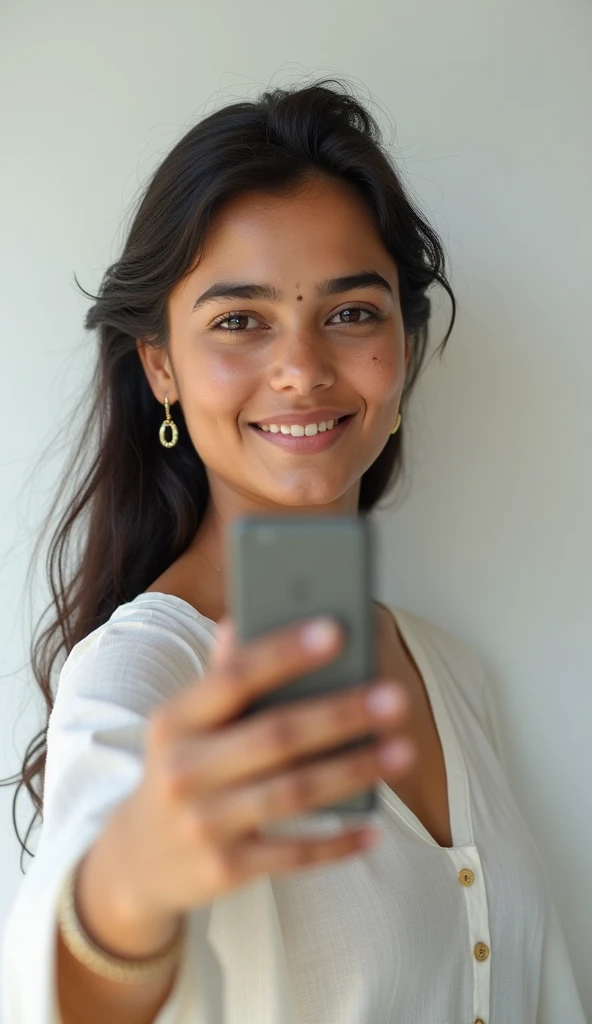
[{"x1": 136, "y1": 340, "x2": 179, "y2": 404}]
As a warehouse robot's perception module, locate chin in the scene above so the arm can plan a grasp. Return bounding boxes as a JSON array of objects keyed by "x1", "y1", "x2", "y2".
[{"x1": 260, "y1": 476, "x2": 359, "y2": 510}]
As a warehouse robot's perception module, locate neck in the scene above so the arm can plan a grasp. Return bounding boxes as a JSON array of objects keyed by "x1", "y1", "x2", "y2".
[{"x1": 147, "y1": 490, "x2": 363, "y2": 622}]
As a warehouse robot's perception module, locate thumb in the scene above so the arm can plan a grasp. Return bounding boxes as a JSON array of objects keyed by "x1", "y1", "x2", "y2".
[{"x1": 208, "y1": 616, "x2": 236, "y2": 670}]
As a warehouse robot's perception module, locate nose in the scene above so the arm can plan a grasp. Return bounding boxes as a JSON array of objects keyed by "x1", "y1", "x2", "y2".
[{"x1": 268, "y1": 330, "x2": 336, "y2": 395}]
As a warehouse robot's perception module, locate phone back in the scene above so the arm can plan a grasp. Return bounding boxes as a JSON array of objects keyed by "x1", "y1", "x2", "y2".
[{"x1": 227, "y1": 514, "x2": 378, "y2": 815}]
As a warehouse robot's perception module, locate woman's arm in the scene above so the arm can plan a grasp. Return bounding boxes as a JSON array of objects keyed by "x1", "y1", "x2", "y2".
[
  {"x1": 535, "y1": 896, "x2": 586, "y2": 1023},
  {"x1": 1, "y1": 615, "x2": 224, "y2": 1023},
  {"x1": 56, "y1": 805, "x2": 184, "y2": 1024}
]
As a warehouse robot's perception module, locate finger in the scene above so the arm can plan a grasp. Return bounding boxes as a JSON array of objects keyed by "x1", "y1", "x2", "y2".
[
  {"x1": 183, "y1": 738, "x2": 415, "y2": 843},
  {"x1": 226, "y1": 827, "x2": 380, "y2": 883},
  {"x1": 166, "y1": 679, "x2": 410, "y2": 796},
  {"x1": 207, "y1": 617, "x2": 235, "y2": 672},
  {"x1": 153, "y1": 617, "x2": 345, "y2": 738}
]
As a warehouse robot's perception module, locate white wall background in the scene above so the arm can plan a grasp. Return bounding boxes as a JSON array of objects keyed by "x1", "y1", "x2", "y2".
[{"x1": 1, "y1": 0, "x2": 590, "y2": 1017}]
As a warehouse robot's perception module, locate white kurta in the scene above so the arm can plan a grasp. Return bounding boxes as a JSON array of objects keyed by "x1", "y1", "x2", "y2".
[{"x1": 1, "y1": 593, "x2": 586, "y2": 1023}]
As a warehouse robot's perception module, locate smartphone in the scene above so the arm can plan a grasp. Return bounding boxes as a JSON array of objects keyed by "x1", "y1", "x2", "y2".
[{"x1": 226, "y1": 513, "x2": 378, "y2": 816}]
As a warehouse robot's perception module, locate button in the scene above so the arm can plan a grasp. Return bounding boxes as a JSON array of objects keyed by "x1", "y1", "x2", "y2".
[
  {"x1": 474, "y1": 942, "x2": 490, "y2": 961},
  {"x1": 459, "y1": 868, "x2": 474, "y2": 886}
]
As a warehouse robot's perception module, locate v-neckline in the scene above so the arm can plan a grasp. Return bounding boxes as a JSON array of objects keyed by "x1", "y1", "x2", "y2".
[
  {"x1": 377, "y1": 603, "x2": 474, "y2": 850},
  {"x1": 128, "y1": 591, "x2": 474, "y2": 851}
]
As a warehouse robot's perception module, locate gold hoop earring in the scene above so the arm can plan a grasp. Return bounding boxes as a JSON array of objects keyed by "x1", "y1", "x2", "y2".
[
  {"x1": 391, "y1": 412, "x2": 402, "y2": 435},
  {"x1": 159, "y1": 396, "x2": 179, "y2": 448}
]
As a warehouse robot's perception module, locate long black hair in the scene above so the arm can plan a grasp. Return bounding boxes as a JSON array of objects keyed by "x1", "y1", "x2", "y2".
[{"x1": 1, "y1": 76, "x2": 456, "y2": 871}]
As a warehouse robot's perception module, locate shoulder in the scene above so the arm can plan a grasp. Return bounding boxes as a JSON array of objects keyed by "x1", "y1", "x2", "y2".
[
  {"x1": 54, "y1": 593, "x2": 217, "y2": 720},
  {"x1": 393, "y1": 604, "x2": 485, "y2": 677},
  {"x1": 392, "y1": 604, "x2": 502, "y2": 753},
  {"x1": 42, "y1": 595, "x2": 217, "y2": 828}
]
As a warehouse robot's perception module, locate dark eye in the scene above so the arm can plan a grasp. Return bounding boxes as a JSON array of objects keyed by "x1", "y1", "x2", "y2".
[
  {"x1": 211, "y1": 313, "x2": 260, "y2": 331},
  {"x1": 330, "y1": 307, "x2": 380, "y2": 325}
]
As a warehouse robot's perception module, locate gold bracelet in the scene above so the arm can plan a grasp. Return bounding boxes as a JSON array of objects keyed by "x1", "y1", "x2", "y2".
[{"x1": 57, "y1": 861, "x2": 187, "y2": 984}]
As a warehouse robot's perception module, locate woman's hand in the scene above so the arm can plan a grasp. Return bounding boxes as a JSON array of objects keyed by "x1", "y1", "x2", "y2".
[{"x1": 106, "y1": 614, "x2": 416, "y2": 928}]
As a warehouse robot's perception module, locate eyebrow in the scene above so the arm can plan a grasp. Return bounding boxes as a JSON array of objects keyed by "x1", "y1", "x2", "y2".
[{"x1": 191, "y1": 270, "x2": 394, "y2": 312}]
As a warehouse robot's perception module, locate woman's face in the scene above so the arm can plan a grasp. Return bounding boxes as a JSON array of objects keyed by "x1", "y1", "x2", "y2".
[{"x1": 140, "y1": 174, "x2": 410, "y2": 515}]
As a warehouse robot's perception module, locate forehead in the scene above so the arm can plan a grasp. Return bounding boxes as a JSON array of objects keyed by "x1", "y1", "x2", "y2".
[
  {"x1": 194, "y1": 177, "x2": 393, "y2": 277},
  {"x1": 215, "y1": 173, "x2": 368, "y2": 219}
]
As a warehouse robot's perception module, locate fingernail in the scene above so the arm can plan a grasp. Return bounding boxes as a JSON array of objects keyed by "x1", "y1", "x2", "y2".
[
  {"x1": 379, "y1": 738, "x2": 415, "y2": 768},
  {"x1": 301, "y1": 618, "x2": 340, "y2": 651},
  {"x1": 366, "y1": 684, "x2": 402, "y2": 717}
]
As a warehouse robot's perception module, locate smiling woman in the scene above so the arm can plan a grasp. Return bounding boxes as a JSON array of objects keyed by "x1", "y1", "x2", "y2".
[
  {"x1": 2, "y1": 74, "x2": 583, "y2": 1024},
  {"x1": 6, "y1": 80, "x2": 460, "y2": 859}
]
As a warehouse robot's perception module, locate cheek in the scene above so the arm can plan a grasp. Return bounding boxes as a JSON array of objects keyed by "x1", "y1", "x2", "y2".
[
  {"x1": 362, "y1": 347, "x2": 403, "y2": 398},
  {"x1": 182, "y1": 350, "x2": 256, "y2": 419}
]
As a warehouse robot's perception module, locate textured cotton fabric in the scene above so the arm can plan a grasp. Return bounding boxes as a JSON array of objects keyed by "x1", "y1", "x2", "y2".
[{"x1": 1, "y1": 592, "x2": 585, "y2": 1023}]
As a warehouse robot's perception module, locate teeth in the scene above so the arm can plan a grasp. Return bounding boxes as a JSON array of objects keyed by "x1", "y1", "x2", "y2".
[{"x1": 262, "y1": 419, "x2": 337, "y2": 435}]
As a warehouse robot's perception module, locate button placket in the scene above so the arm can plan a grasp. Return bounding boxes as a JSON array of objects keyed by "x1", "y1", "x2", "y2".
[{"x1": 447, "y1": 845, "x2": 491, "y2": 1023}]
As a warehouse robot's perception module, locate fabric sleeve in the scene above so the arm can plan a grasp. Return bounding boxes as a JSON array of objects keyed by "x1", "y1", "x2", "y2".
[
  {"x1": 476, "y1": 655, "x2": 587, "y2": 1023},
  {"x1": 0, "y1": 614, "x2": 225, "y2": 1024},
  {"x1": 535, "y1": 894, "x2": 587, "y2": 1023}
]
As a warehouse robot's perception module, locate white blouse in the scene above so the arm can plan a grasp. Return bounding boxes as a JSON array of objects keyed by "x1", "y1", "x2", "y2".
[{"x1": 1, "y1": 593, "x2": 585, "y2": 1023}]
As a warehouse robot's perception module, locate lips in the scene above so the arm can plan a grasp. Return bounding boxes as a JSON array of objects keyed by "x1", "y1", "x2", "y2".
[
  {"x1": 247, "y1": 412, "x2": 356, "y2": 453},
  {"x1": 248, "y1": 401, "x2": 356, "y2": 425},
  {"x1": 251, "y1": 414, "x2": 351, "y2": 431}
]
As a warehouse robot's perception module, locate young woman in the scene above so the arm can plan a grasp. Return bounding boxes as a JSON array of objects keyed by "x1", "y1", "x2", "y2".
[{"x1": 1, "y1": 78, "x2": 585, "y2": 1024}]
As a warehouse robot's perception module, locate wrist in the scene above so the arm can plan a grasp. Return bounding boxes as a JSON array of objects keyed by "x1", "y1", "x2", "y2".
[{"x1": 76, "y1": 804, "x2": 182, "y2": 960}]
